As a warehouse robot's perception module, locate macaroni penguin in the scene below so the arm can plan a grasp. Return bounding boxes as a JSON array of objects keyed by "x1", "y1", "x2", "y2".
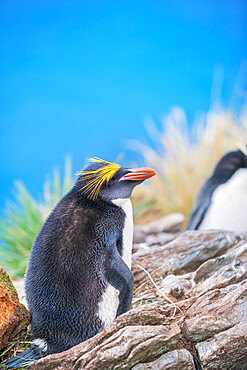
[{"x1": 5, "y1": 158, "x2": 156, "y2": 368}]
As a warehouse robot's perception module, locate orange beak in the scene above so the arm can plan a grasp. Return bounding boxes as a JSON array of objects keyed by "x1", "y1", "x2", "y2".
[{"x1": 119, "y1": 167, "x2": 156, "y2": 181}]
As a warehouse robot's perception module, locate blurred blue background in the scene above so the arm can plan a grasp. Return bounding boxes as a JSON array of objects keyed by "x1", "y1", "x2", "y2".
[{"x1": 1, "y1": 0, "x2": 247, "y2": 210}]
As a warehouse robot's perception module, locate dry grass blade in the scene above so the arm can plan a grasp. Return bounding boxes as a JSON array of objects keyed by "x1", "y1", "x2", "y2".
[
  {"x1": 137, "y1": 264, "x2": 183, "y2": 318},
  {"x1": 0, "y1": 326, "x2": 32, "y2": 365}
]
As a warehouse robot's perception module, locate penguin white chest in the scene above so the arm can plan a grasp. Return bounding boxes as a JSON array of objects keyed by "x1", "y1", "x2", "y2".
[
  {"x1": 97, "y1": 198, "x2": 133, "y2": 328},
  {"x1": 113, "y1": 198, "x2": 133, "y2": 268},
  {"x1": 199, "y1": 169, "x2": 247, "y2": 232}
]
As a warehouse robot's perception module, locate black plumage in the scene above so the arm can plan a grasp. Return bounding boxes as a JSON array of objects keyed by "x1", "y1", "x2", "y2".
[{"x1": 26, "y1": 193, "x2": 126, "y2": 352}]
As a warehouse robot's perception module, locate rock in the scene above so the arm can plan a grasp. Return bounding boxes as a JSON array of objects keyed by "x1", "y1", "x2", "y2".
[
  {"x1": 0, "y1": 267, "x2": 31, "y2": 351},
  {"x1": 31, "y1": 305, "x2": 181, "y2": 369},
  {"x1": 160, "y1": 241, "x2": 247, "y2": 298},
  {"x1": 133, "y1": 213, "x2": 184, "y2": 243},
  {"x1": 6, "y1": 229, "x2": 247, "y2": 369},
  {"x1": 196, "y1": 323, "x2": 247, "y2": 370},
  {"x1": 161, "y1": 273, "x2": 193, "y2": 299},
  {"x1": 132, "y1": 349, "x2": 196, "y2": 370},
  {"x1": 145, "y1": 232, "x2": 180, "y2": 246},
  {"x1": 132, "y1": 230, "x2": 243, "y2": 286},
  {"x1": 193, "y1": 241, "x2": 247, "y2": 295},
  {"x1": 183, "y1": 279, "x2": 247, "y2": 343}
]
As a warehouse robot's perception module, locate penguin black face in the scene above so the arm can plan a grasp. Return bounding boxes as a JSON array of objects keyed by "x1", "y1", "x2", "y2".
[
  {"x1": 76, "y1": 158, "x2": 156, "y2": 202},
  {"x1": 98, "y1": 166, "x2": 156, "y2": 201}
]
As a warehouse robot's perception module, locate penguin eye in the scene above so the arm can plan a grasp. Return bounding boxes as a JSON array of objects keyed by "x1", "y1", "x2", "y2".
[{"x1": 108, "y1": 174, "x2": 118, "y2": 186}]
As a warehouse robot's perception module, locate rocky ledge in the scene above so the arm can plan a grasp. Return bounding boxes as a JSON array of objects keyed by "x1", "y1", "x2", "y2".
[
  {"x1": 30, "y1": 226, "x2": 247, "y2": 370},
  {"x1": 0, "y1": 267, "x2": 30, "y2": 352}
]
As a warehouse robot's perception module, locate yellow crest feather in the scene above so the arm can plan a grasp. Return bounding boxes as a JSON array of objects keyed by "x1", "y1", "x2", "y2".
[{"x1": 77, "y1": 157, "x2": 121, "y2": 199}]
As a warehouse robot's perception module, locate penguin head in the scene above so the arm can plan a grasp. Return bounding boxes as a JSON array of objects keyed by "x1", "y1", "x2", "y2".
[
  {"x1": 212, "y1": 149, "x2": 247, "y2": 179},
  {"x1": 76, "y1": 158, "x2": 156, "y2": 202}
]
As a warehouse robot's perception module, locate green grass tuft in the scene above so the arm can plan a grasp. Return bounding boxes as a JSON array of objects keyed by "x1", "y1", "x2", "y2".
[{"x1": 0, "y1": 156, "x2": 74, "y2": 278}]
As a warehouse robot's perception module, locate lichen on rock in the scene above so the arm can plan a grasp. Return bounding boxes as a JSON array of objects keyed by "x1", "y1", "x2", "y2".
[{"x1": 0, "y1": 266, "x2": 31, "y2": 352}]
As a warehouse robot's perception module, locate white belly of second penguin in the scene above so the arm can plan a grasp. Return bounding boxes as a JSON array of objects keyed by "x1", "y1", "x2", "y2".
[
  {"x1": 97, "y1": 198, "x2": 133, "y2": 328},
  {"x1": 199, "y1": 169, "x2": 247, "y2": 232}
]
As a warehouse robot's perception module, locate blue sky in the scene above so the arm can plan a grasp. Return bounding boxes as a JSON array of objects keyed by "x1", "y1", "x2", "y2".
[{"x1": 0, "y1": 0, "x2": 247, "y2": 209}]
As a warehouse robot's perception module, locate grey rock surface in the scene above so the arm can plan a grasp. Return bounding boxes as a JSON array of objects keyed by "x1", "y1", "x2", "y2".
[
  {"x1": 133, "y1": 213, "x2": 184, "y2": 243},
  {"x1": 24, "y1": 229, "x2": 247, "y2": 369},
  {"x1": 183, "y1": 280, "x2": 247, "y2": 342},
  {"x1": 32, "y1": 311, "x2": 181, "y2": 369},
  {"x1": 132, "y1": 230, "x2": 243, "y2": 285},
  {"x1": 132, "y1": 349, "x2": 196, "y2": 370},
  {"x1": 196, "y1": 323, "x2": 247, "y2": 370}
]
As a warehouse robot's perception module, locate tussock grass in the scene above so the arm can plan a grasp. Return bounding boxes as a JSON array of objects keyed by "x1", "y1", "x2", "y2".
[
  {"x1": 0, "y1": 157, "x2": 74, "y2": 278},
  {"x1": 131, "y1": 106, "x2": 247, "y2": 224},
  {"x1": 0, "y1": 183, "x2": 44, "y2": 278}
]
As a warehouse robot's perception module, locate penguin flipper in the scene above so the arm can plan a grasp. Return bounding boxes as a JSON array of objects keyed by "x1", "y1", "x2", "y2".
[
  {"x1": 187, "y1": 199, "x2": 210, "y2": 230},
  {"x1": 2, "y1": 348, "x2": 39, "y2": 369},
  {"x1": 187, "y1": 179, "x2": 214, "y2": 230},
  {"x1": 103, "y1": 241, "x2": 134, "y2": 317}
]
